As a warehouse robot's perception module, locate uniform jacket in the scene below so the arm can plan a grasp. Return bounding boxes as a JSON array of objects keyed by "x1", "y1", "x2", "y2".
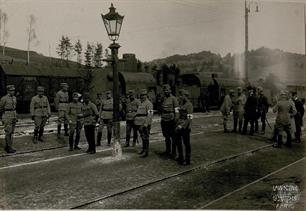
[
  {"x1": 134, "y1": 98, "x2": 153, "y2": 126},
  {"x1": 220, "y1": 94, "x2": 232, "y2": 114},
  {"x1": 55, "y1": 90, "x2": 69, "y2": 111},
  {"x1": 273, "y1": 99, "x2": 297, "y2": 125},
  {"x1": 82, "y1": 101, "x2": 99, "y2": 126},
  {"x1": 258, "y1": 94, "x2": 269, "y2": 114},
  {"x1": 0, "y1": 94, "x2": 17, "y2": 120},
  {"x1": 30, "y1": 95, "x2": 51, "y2": 117},
  {"x1": 68, "y1": 102, "x2": 83, "y2": 124},
  {"x1": 126, "y1": 98, "x2": 141, "y2": 121},
  {"x1": 99, "y1": 98, "x2": 113, "y2": 120},
  {"x1": 177, "y1": 99, "x2": 193, "y2": 130},
  {"x1": 233, "y1": 94, "x2": 246, "y2": 113},
  {"x1": 161, "y1": 95, "x2": 179, "y2": 121},
  {"x1": 244, "y1": 95, "x2": 258, "y2": 116}
]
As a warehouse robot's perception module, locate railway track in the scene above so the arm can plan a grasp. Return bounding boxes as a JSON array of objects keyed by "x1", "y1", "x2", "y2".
[{"x1": 70, "y1": 142, "x2": 274, "y2": 209}]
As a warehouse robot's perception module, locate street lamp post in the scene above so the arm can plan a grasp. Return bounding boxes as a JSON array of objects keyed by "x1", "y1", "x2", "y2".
[{"x1": 101, "y1": 3, "x2": 124, "y2": 158}]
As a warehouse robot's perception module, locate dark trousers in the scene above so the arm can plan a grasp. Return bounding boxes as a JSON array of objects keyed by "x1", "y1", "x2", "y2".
[
  {"x1": 255, "y1": 111, "x2": 266, "y2": 132},
  {"x1": 294, "y1": 114, "x2": 302, "y2": 141},
  {"x1": 175, "y1": 128, "x2": 191, "y2": 163},
  {"x1": 161, "y1": 120, "x2": 176, "y2": 156},
  {"x1": 84, "y1": 125, "x2": 96, "y2": 152},
  {"x1": 243, "y1": 114, "x2": 255, "y2": 135},
  {"x1": 97, "y1": 119, "x2": 113, "y2": 144},
  {"x1": 137, "y1": 125, "x2": 150, "y2": 153},
  {"x1": 126, "y1": 120, "x2": 138, "y2": 144}
]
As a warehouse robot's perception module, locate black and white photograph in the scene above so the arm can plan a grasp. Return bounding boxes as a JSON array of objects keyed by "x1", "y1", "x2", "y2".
[{"x1": 0, "y1": 0, "x2": 305, "y2": 210}]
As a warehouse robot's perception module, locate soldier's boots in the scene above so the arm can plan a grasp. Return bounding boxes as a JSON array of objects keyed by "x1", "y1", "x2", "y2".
[
  {"x1": 74, "y1": 134, "x2": 81, "y2": 150},
  {"x1": 38, "y1": 128, "x2": 44, "y2": 142},
  {"x1": 32, "y1": 136, "x2": 38, "y2": 144},
  {"x1": 96, "y1": 132, "x2": 102, "y2": 146},
  {"x1": 64, "y1": 124, "x2": 69, "y2": 136},
  {"x1": 33, "y1": 129, "x2": 39, "y2": 144},
  {"x1": 273, "y1": 135, "x2": 283, "y2": 148},
  {"x1": 57, "y1": 124, "x2": 61, "y2": 139},
  {"x1": 69, "y1": 135, "x2": 74, "y2": 151},
  {"x1": 5, "y1": 146, "x2": 16, "y2": 153},
  {"x1": 107, "y1": 132, "x2": 112, "y2": 146},
  {"x1": 124, "y1": 141, "x2": 130, "y2": 147}
]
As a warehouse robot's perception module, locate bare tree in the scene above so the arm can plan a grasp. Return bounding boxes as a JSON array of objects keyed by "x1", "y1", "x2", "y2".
[{"x1": 27, "y1": 14, "x2": 39, "y2": 64}]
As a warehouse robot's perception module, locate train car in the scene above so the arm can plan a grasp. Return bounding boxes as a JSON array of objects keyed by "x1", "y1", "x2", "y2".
[
  {"x1": 0, "y1": 64, "x2": 84, "y2": 113},
  {"x1": 179, "y1": 72, "x2": 245, "y2": 111}
]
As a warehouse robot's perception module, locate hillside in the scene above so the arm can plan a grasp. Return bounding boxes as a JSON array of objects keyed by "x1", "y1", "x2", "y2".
[
  {"x1": 148, "y1": 47, "x2": 305, "y2": 84},
  {"x1": 0, "y1": 46, "x2": 79, "y2": 67}
]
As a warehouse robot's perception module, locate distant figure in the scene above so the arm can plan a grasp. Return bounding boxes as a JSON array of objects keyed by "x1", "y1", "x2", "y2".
[
  {"x1": 292, "y1": 92, "x2": 304, "y2": 143},
  {"x1": 30, "y1": 86, "x2": 51, "y2": 144},
  {"x1": 242, "y1": 89, "x2": 258, "y2": 136},
  {"x1": 255, "y1": 87, "x2": 269, "y2": 134},
  {"x1": 174, "y1": 89, "x2": 193, "y2": 165},
  {"x1": 125, "y1": 90, "x2": 141, "y2": 147},
  {"x1": 134, "y1": 89, "x2": 153, "y2": 158},
  {"x1": 67, "y1": 92, "x2": 83, "y2": 151},
  {"x1": 82, "y1": 92, "x2": 99, "y2": 154},
  {"x1": 97, "y1": 90, "x2": 113, "y2": 146},
  {"x1": 232, "y1": 87, "x2": 246, "y2": 133},
  {"x1": 220, "y1": 89, "x2": 234, "y2": 133},
  {"x1": 272, "y1": 90, "x2": 297, "y2": 148},
  {"x1": 0, "y1": 85, "x2": 17, "y2": 153},
  {"x1": 160, "y1": 84, "x2": 179, "y2": 159},
  {"x1": 55, "y1": 82, "x2": 70, "y2": 138}
]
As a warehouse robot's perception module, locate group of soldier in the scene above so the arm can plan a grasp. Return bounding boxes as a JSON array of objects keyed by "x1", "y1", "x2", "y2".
[
  {"x1": 0, "y1": 83, "x2": 194, "y2": 166},
  {"x1": 220, "y1": 86, "x2": 304, "y2": 148}
]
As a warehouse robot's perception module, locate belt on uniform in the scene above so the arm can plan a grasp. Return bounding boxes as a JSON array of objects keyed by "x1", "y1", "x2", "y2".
[{"x1": 4, "y1": 109, "x2": 15, "y2": 111}]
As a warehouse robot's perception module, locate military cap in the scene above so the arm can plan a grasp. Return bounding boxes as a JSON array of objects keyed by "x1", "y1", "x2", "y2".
[
  {"x1": 37, "y1": 86, "x2": 45, "y2": 92},
  {"x1": 280, "y1": 90, "x2": 287, "y2": 96},
  {"x1": 6, "y1": 84, "x2": 15, "y2": 91},
  {"x1": 163, "y1": 84, "x2": 171, "y2": 91},
  {"x1": 229, "y1": 89, "x2": 235, "y2": 93},
  {"x1": 73, "y1": 92, "x2": 80, "y2": 99},
  {"x1": 237, "y1": 87, "x2": 242, "y2": 92},
  {"x1": 60, "y1": 82, "x2": 68, "y2": 87},
  {"x1": 140, "y1": 89, "x2": 147, "y2": 95}
]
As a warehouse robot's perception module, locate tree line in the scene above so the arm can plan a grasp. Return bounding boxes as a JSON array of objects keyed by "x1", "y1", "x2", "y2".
[{"x1": 56, "y1": 36, "x2": 106, "y2": 69}]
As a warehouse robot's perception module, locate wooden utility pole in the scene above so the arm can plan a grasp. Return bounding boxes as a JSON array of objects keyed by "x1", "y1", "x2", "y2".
[{"x1": 245, "y1": 0, "x2": 249, "y2": 82}]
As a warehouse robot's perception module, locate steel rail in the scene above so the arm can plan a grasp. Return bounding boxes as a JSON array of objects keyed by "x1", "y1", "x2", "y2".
[{"x1": 70, "y1": 143, "x2": 273, "y2": 209}]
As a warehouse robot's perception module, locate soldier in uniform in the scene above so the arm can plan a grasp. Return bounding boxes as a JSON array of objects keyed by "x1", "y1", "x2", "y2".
[
  {"x1": 95, "y1": 92, "x2": 103, "y2": 109},
  {"x1": 232, "y1": 87, "x2": 246, "y2": 133},
  {"x1": 55, "y1": 82, "x2": 69, "y2": 138},
  {"x1": 30, "y1": 86, "x2": 51, "y2": 143},
  {"x1": 174, "y1": 89, "x2": 193, "y2": 165},
  {"x1": 0, "y1": 85, "x2": 17, "y2": 153},
  {"x1": 272, "y1": 91, "x2": 297, "y2": 148},
  {"x1": 242, "y1": 88, "x2": 258, "y2": 136},
  {"x1": 292, "y1": 92, "x2": 304, "y2": 142},
  {"x1": 255, "y1": 87, "x2": 269, "y2": 134},
  {"x1": 160, "y1": 84, "x2": 179, "y2": 158},
  {"x1": 82, "y1": 92, "x2": 99, "y2": 154},
  {"x1": 220, "y1": 89, "x2": 234, "y2": 133},
  {"x1": 97, "y1": 90, "x2": 113, "y2": 146},
  {"x1": 134, "y1": 89, "x2": 153, "y2": 158},
  {"x1": 125, "y1": 90, "x2": 141, "y2": 147},
  {"x1": 67, "y1": 92, "x2": 83, "y2": 151}
]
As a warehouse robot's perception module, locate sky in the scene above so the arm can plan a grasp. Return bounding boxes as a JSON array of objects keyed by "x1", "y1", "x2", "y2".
[{"x1": 0, "y1": 0, "x2": 305, "y2": 62}]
